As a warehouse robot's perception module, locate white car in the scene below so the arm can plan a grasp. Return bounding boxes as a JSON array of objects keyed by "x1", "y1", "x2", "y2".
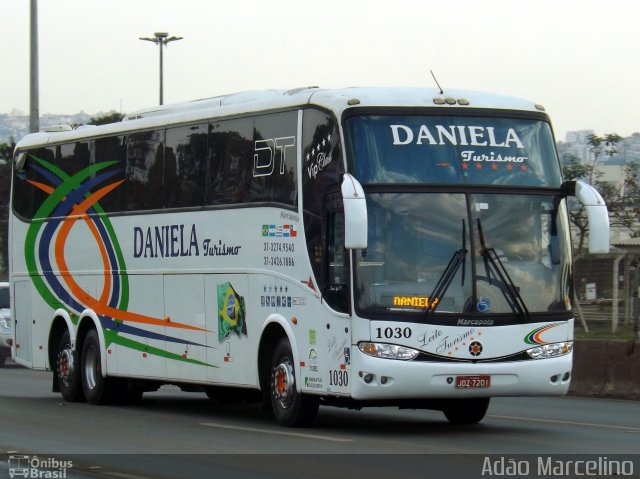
[{"x1": 0, "y1": 282, "x2": 11, "y2": 367}]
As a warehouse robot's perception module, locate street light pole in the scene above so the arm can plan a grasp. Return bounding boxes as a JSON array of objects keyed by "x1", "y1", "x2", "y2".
[
  {"x1": 139, "y1": 32, "x2": 183, "y2": 105},
  {"x1": 30, "y1": 0, "x2": 39, "y2": 133}
]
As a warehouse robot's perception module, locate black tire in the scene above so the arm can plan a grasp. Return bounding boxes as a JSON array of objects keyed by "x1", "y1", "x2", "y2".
[
  {"x1": 56, "y1": 330, "x2": 84, "y2": 402},
  {"x1": 443, "y1": 397, "x2": 490, "y2": 425},
  {"x1": 81, "y1": 329, "x2": 116, "y2": 404},
  {"x1": 269, "y1": 338, "x2": 319, "y2": 427}
]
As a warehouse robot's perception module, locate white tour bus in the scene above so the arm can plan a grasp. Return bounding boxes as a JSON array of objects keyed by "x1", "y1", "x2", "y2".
[{"x1": 9, "y1": 87, "x2": 609, "y2": 427}]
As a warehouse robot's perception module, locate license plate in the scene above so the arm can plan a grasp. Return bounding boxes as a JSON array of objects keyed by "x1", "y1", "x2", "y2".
[{"x1": 455, "y1": 375, "x2": 491, "y2": 389}]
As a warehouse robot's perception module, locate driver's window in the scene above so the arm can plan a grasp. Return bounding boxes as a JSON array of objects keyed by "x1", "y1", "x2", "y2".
[{"x1": 324, "y1": 193, "x2": 349, "y2": 313}]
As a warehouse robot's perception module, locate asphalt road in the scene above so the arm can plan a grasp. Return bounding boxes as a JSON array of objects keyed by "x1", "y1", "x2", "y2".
[{"x1": 0, "y1": 362, "x2": 638, "y2": 478}]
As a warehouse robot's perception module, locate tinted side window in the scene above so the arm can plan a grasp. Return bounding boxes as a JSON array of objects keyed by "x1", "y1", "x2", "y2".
[
  {"x1": 302, "y1": 108, "x2": 344, "y2": 296},
  {"x1": 94, "y1": 136, "x2": 126, "y2": 213},
  {"x1": 55, "y1": 141, "x2": 90, "y2": 177},
  {"x1": 50, "y1": 142, "x2": 90, "y2": 211},
  {"x1": 125, "y1": 130, "x2": 164, "y2": 211},
  {"x1": 13, "y1": 141, "x2": 126, "y2": 219},
  {"x1": 252, "y1": 111, "x2": 298, "y2": 206},
  {"x1": 207, "y1": 117, "x2": 253, "y2": 205},
  {"x1": 207, "y1": 112, "x2": 298, "y2": 208},
  {"x1": 165, "y1": 125, "x2": 207, "y2": 208},
  {"x1": 14, "y1": 112, "x2": 300, "y2": 220},
  {"x1": 12, "y1": 147, "x2": 56, "y2": 219}
]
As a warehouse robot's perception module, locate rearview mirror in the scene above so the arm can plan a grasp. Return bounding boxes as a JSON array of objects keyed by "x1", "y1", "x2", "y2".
[
  {"x1": 565, "y1": 180, "x2": 610, "y2": 254},
  {"x1": 341, "y1": 174, "x2": 368, "y2": 249}
]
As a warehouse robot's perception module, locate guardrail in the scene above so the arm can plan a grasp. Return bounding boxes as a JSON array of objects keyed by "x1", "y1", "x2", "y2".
[{"x1": 570, "y1": 339, "x2": 640, "y2": 400}]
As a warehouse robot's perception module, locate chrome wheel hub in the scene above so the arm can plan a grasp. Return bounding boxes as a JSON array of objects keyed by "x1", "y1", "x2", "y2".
[
  {"x1": 272, "y1": 360, "x2": 294, "y2": 409},
  {"x1": 57, "y1": 348, "x2": 74, "y2": 387},
  {"x1": 84, "y1": 347, "x2": 99, "y2": 391}
]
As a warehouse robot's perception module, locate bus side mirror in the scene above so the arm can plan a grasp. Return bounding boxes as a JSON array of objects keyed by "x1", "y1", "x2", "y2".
[
  {"x1": 341, "y1": 174, "x2": 368, "y2": 249},
  {"x1": 565, "y1": 180, "x2": 610, "y2": 254}
]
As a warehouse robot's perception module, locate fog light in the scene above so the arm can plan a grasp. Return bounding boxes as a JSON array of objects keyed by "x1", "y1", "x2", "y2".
[
  {"x1": 363, "y1": 373, "x2": 374, "y2": 384},
  {"x1": 550, "y1": 374, "x2": 560, "y2": 383},
  {"x1": 380, "y1": 376, "x2": 388, "y2": 385},
  {"x1": 562, "y1": 372, "x2": 571, "y2": 381}
]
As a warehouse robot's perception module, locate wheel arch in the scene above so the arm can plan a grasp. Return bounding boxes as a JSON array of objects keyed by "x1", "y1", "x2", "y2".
[
  {"x1": 47, "y1": 309, "x2": 75, "y2": 370},
  {"x1": 257, "y1": 315, "x2": 299, "y2": 393}
]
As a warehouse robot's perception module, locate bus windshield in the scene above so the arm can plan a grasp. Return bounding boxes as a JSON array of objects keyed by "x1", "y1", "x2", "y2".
[
  {"x1": 344, "y1": 114, "x2": 562, "y2": 187},
  {"x1": 344, "y1": 114, "x2": 572, "y2": 320},
  {"x1": 353, "y1": 192, "x2": 572, "y2": 318}
]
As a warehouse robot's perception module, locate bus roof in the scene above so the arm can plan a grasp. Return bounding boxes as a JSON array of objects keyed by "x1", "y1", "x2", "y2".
[{"x1": 15, "y1": 87, "x2": 547, "y2": 150}]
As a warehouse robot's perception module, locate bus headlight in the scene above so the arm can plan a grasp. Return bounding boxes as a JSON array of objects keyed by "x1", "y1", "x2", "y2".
[
  {"x1": 526, "y1": 341, "x2": 573, "y2": 359},
  {"x1": 358, "y1": 342, "x2": 420, "y2": 360}
]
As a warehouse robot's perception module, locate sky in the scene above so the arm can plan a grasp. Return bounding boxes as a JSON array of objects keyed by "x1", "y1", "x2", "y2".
[{"x1": 2, "y1": 0, "x2": 639, "y2": 141}]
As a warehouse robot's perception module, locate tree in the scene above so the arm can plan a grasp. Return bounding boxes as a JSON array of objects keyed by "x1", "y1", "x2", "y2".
[
  {"x1": 607, "y1": 162, "x2": 640, "y2": 238},
  {"x1": 562, "y1": 154, "x2": 593, "y2": 255},
  {"x1": 89, "y1": 111, "x2": 125, "y2": 125},
  {"x1": 562, "y1": 133, "x2": 624, "y2": 255}
]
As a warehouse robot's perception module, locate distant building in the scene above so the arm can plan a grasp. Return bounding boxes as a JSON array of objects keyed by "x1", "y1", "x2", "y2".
[
  {"x1": 557, "y1": 130, "x2": 640, "y2": 246},
  {"x1": 557, "y1": 130, "x2": 596, "y2": 165},
  {"x1": 558, "y1": 130, "x2": 640, "y2": 166},
  {"x1": 0, "y1": 111, "x2": 92, "y2": 143}
]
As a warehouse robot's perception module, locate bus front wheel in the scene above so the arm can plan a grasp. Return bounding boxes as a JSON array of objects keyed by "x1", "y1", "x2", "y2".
[
  {"x1": 269, "y1": 338, "x2": 319, "y2": 427},
  {"x1": 443, "y1": 397, "x2": 490, "y2": 425}
]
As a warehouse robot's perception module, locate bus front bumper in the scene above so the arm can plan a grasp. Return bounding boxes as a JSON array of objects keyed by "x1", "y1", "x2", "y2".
[{"x1": 350, "y1": 348, "x2": 572, "y2": 400}]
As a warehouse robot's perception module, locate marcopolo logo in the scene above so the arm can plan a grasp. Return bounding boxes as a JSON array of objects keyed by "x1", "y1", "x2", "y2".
[{"x1": 8, "y1": 455, "x2": 73, "y2": 478}]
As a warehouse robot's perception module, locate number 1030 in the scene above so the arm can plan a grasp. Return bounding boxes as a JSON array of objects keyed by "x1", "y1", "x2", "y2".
[{"x1": 375, "y1": 327, "x2": 412, "y2": 339}]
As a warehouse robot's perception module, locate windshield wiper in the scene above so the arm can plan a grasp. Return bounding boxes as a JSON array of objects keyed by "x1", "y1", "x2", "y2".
[
  {"x1": 426, "y1": 220, "x2": 467, "y2": 316},
  {"x1": 476, "y1": 219, "x2": 529, "y2": 318}
]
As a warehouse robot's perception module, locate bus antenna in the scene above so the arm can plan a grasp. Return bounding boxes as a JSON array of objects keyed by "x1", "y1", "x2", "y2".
[{"x1": 430, "y1": 71, "x2": 444, "y2": 94}]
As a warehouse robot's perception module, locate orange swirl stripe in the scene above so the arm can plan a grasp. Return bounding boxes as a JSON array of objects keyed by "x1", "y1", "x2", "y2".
[
  {"x1": 532, "y1": 325, "x2": 553, "y2": 344},
  {"x1": 27, "y1": 180, "x2": 55, "y2": 194},
  {"x1": 53, "y1": 181, "x2": 208, "y2": 332}
]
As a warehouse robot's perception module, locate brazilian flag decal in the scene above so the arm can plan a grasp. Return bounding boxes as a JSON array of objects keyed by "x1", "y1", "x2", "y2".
[{"x1": 217, "y1": 282, "x2": 247, "y2": 341}]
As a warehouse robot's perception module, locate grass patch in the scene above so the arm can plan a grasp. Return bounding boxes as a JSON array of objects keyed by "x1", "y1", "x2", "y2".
[{"x1": 575, "y1": 320, "x2": 639, "y2": 340}]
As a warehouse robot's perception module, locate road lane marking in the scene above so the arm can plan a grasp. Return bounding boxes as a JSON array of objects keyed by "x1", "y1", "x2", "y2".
[
  {"x1": 200, "y1": 422, "x2": 354, "y2": 442},
  {"x1": 490, "y1": 415, "x2": 640, "y2": 432},
  {"x1": 102, "y1": 472, "x2": 154, "y2": 479}
]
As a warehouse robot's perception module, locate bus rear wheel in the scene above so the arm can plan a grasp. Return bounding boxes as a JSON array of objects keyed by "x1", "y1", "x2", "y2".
[
  {"x1": 56, "y1": 330, "x2": 84, "y2": 402},
  {"x1": 443, "y1": 397, "x2": 490, "y2": 425},
  {"x1": 81, "y1": 329, "x2": 116, "y2": 404},
  {"x1": 269, "y1": 338, "x2": 319, "y2": 427}
]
